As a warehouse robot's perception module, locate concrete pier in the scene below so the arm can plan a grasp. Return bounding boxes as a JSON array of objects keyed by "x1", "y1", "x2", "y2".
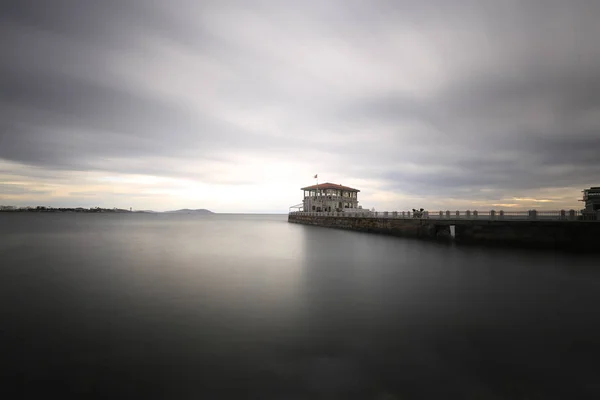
[{"x1": 288, "y1": 213, "x2": 600, "y2": 251}]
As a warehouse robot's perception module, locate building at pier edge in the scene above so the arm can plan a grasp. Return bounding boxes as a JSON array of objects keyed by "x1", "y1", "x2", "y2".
[
  {"x1": 298, "y1": 183, "x2": 364, "y2": 213},
  {"x1": 582, "y1": 187, "x2": 600, "y2": 213}
]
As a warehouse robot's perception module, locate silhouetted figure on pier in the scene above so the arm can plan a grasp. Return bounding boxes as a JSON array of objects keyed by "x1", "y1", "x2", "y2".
[{"x1": 412, "y1": 208, "x2": 425, "y2": 218}]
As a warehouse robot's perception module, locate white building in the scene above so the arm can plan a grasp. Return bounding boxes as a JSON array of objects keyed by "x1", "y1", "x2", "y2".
[{"x1": 300, "y1": 183, "x2": 362, "y2": 212}]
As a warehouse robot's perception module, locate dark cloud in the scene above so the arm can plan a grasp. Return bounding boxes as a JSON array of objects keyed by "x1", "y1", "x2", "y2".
[{"x1": 1, "y1": 0, "x2": 600, "y2": 209}]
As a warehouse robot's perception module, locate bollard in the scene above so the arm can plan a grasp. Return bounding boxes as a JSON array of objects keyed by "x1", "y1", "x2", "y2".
[
  {"x1": 383, "y1": 211, "x2": 389, "y2": 218},
  {"x1": 560, "y1": 210, "x2": 566, "y2": 220},
  {"x1": 456, "y1": 211, "x2": 460, "y2": 218},
  {"x1": 569, "y1": 209, "x2": 576, "y2": 220},
  {"x1": 528, "y1": 210, "x2": 537, "y2": 220},
  {"x1": 499, "y1": 210, "x2": 504, "y2": 220},
  {"x1": 490, "y1": 210, "x2": 496, "y2": 220},
  {"x1": 466, "y1": 210, "x2": 471, "y2": 218},
  {"x1": 446, "y1": 210, "x2": 451, "y2": 218},
  {"x1": 473, "y1": 210, "x2": 478, "y2": 218},
  {"x1": 439, "y1": 211, "x2": 443, "y2": 218},
  {"x1": 392, "y1": 211, "x2": 398, "y2": 218}
]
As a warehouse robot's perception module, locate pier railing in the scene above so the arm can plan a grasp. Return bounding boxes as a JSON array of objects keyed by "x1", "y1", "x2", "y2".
[{"x1": 289, "y1": 209, "x2": 600, "y2": 221}]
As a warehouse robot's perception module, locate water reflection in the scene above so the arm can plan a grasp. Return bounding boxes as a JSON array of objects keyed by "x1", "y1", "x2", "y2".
[
  {"x1": 1, "y1": 213, "x2": 599, "y2": 398},
  {"x1": 292, "y1": 223, "x2": 600, "y2": 398}
]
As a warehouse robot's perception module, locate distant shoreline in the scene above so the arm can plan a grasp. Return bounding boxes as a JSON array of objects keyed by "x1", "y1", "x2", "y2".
[
  {"x1": 0, "y1": 207, "x2": 214, "y2": 214},
  {"x1": 1, "y1": 208, "x2": 139, "y2": 213}
]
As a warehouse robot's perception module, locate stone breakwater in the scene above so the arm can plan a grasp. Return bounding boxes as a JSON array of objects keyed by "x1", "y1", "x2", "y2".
[{"x1": 288, "y1": 214, "x2": 600, "y2": 251}]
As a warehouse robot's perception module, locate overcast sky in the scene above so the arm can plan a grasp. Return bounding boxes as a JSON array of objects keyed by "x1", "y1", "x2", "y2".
[{"x1": 1, "y1": 0, "x2": 599, "y2": 212}]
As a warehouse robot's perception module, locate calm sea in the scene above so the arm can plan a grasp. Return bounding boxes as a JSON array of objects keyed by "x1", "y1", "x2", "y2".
[{"x1": 1, "y1": 213, "x2": 599, "y2": 399}]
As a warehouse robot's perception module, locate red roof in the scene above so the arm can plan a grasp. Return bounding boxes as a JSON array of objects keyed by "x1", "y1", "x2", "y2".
[{"x1": 301, "y1": 182, "x2": 360, "y2": 192}]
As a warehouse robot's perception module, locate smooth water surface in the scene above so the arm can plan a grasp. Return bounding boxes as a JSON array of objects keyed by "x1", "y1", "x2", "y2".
[{"x1": 1, "y1": 213, "x2": 599, "y2": 398}]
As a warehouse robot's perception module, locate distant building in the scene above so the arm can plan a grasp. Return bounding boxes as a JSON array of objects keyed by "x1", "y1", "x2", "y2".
[
  {"x1": 300, "y1": 183, "x2": 361, "y2": 212},
  {"x1": 582, "y1": 187, "x2": 600, "y2": 212}
]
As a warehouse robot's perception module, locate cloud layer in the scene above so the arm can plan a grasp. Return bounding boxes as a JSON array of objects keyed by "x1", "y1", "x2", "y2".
[{"x1": 2, "y1": 0, "x2": 599, "y2": 211}]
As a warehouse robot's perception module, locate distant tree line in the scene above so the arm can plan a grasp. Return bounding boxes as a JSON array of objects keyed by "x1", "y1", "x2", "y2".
[{"x1": 0, "y1": 206, "x2": 132, "y2": 213}]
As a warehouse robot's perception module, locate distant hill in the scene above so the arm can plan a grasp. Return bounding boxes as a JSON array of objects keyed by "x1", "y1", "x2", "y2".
[{"x1": 164, "y1": 209, "x2": 214, "y2": 214}]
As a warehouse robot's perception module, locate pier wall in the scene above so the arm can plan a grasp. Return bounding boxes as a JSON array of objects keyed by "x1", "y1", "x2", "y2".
[{"x1": 288, "y1": 214, "x2": 600, "y2": 251}]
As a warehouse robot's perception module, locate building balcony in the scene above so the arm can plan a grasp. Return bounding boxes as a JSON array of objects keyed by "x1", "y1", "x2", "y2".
[{"x1": 304, "y1": 195, "x2": 357, "y2": 201}]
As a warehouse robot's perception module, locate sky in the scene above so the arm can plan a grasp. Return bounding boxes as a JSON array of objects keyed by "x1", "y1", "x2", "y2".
[{"x1": 1, "y1": 0, "x2": 600, "y2": 213}]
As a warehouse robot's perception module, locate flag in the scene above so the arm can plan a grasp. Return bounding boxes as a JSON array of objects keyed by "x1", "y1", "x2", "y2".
[{"x1": 314, "y1": 174, "x2": 318, "y2": 179}]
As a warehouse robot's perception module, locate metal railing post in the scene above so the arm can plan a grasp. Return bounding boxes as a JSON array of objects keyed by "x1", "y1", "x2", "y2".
[{"x1": 490, "y1": 210, "x2": 495, "y2": 220}]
